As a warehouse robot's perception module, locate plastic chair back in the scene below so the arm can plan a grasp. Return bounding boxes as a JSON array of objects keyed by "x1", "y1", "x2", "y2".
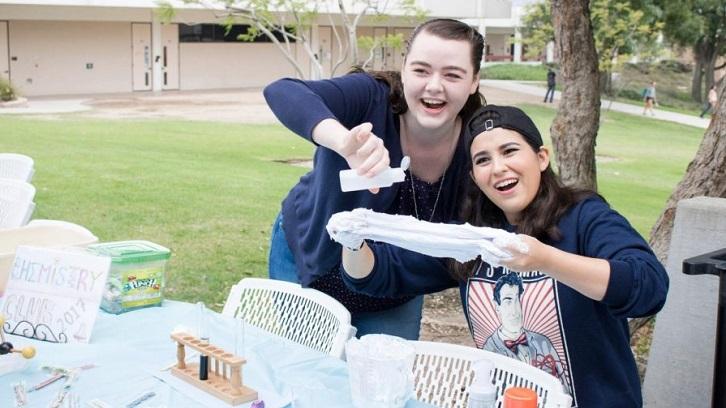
[
  {"x1": 222, "y1": 278, "x2": 356, "y2": 359},
  {"x1": 411, "y1": 341, "x2": 572, "y2": 408},
  {"x1": 0, "y1": 153, "x2": 34, "y2": 182},
  {"x1": 0, "y1": 179, "x2": 36, "y2": 228}
]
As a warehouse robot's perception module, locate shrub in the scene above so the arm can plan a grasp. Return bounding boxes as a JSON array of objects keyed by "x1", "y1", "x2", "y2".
[
  {"x1": 481, "y1": 63, "x2": 551, "y2": 81},
  {"x1": 619, "y1": 88, "x2": 643, "y2": 101},
  {"x1": 0, "y1": 77, "x2": 18, "y2": 102},
  {"x1": 657, "y1": 59, "x2": 691, "y2": 74}
]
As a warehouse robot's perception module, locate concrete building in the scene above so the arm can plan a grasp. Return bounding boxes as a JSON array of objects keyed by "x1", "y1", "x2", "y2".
[{"x1": 0, "y1": 0, "x2": 522, "y2": 96}]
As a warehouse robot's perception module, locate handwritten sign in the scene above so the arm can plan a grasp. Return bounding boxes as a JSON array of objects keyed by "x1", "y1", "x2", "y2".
[{"x1": 0, "y1": 246, "x2": 110, "y2": 344}]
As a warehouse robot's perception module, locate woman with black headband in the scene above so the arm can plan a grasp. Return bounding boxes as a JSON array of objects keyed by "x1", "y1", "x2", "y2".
[{"x1": 342, "y1": 105, "x2": 669, "y2": 407}]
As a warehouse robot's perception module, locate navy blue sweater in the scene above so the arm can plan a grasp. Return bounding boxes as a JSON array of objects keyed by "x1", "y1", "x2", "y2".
[
  {"x1": 264, "y1": 73, "x2": 468, "y2": 286},
  {"x1": 343, "y1": 196, "x2": 669, "y2": 407}
]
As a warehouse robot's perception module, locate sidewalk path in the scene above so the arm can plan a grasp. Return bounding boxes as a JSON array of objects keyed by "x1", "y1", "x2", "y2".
[
  {"x1": 481, "y1": 79, "x2": 710, "y2": 129},
  {"x1": 0, "y1": 90, "x2": 278, "y2": 123},
  {"x1": 1, "y1": 83, "x2": 712, "y2": 130},
  {"x1": 0, "y1": 97, "x2": 91, "y2": 115}
]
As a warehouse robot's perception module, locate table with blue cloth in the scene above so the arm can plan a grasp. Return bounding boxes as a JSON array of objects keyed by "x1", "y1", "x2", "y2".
[{"x1": 1, "y1": 300, "x2": 430, "y2": 407}]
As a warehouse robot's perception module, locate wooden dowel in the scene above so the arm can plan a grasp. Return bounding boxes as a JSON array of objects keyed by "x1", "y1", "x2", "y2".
[
  {"x1": 231, "y1": 368, "x2": 242, "y2": 389},
  {"x1": 177, "y1": 343, "x2": 186, "y2": 369}
]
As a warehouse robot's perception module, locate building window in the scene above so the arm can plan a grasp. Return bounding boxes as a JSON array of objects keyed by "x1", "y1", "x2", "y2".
[{"x1": 179, "y1": 24, "x2": 294, "y2": 43}]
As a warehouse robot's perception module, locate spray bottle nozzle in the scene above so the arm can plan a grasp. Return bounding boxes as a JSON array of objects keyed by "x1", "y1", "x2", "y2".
[{"x1": 468, "y1": 359, "x2": 496, "y2": 408}]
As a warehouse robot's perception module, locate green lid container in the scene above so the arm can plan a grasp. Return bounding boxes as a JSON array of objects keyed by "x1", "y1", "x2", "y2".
[
  {"x1": 88, "y1": 240, "x2": 171, "y2": 264},
  {"x1": 89, "y1": 240, "x2": 172, "y2": 314}
]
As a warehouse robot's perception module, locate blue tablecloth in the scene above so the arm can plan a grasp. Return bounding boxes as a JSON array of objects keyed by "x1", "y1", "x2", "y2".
[{"x1": 0, "y1": 300, "x2": 429, "y2": 407}]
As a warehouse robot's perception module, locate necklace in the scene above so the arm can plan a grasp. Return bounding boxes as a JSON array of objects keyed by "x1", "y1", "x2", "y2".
[{"x1": 410, "y1": 169, "x2": 446, "y2": 222}]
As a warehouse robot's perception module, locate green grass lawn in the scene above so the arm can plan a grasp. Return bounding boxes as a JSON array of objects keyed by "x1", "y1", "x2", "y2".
[
  {"x1": 484, "y1": 62, "x2": 706, "y2": 115},
  {"x1": 0, "y1": 118, "x2": 313, "y2": 309},
  {"x1": 523, "y1": 104, "x2": 702, "y2": 233},
  {"x1": 482, "y1": 63, "x2": 550, "y2": 81},
  {"x1": 0, "y1": 110, "x2": 704, "y2": 308}
]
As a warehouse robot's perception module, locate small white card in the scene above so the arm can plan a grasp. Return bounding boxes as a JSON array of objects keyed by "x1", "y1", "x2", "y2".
[{"x1": 0, "y1": 246, "x2": 110, "y2": 343}]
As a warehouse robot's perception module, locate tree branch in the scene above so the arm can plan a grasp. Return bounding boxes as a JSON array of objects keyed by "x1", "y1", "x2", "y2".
[
  {"x1": 225, "y1": 6, "x2": 307, "y2": 78},
  {"x1": 326, "y1": 5, "x2": 350, "y2": 76}
]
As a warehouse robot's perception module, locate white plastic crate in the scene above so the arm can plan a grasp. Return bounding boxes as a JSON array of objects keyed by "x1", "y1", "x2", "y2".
[{"x1": 0, "y1": 221, "x2": 98, "y2": 295}]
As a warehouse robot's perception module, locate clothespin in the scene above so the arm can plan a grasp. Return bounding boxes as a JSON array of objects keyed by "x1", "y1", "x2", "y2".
[
  {"x1": 30, "y1": 364, "x2": 95, "y2": 393},
  {"x1": 12, "y1": 381, "x2": 28, "y2": 407},
  {"x1": 48, "y1": 369, "x2": 80, "y2": 408}
]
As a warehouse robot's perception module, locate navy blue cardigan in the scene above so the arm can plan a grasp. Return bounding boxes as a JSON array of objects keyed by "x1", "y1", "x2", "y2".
[{"x1": 264, "y1": 73, "x2": 468, "y2": 286}]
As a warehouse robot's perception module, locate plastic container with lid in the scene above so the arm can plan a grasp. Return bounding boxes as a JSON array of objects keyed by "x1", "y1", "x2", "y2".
[
  {"x1": 87, "y1": 240, "x2": 171, "y2": 314},
  {"x1": 503, "y1": 387, "x2": 538, "y2": 408}
]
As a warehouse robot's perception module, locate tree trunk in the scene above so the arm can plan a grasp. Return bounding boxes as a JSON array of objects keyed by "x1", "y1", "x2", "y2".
[
  {"x1": 599, "y1": 70, "x2": 613, "y2": 96},
  {"x1": 704, "y1": 42, "x2": 718, "y2": 93},
  {"x1": 649, "y1": 80, "x2": 726, "y2": 260},
  {"x1": 629, "y1": 70, "x2": 726, "y2": 343},
  {"x1": 549, "y1": 0, "x2": 601, "y2": 190},
  {"x1": 691, "y1": 39, "x2": 707, "y2": 103}
]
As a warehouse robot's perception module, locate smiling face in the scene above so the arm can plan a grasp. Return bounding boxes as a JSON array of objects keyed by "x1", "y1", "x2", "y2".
[
  {"x1": 400, "y1": 30, "x2": 479, "y2": 131},
  {"x1": 469, "y1": 128, "x2": 549, "y2": 224}
]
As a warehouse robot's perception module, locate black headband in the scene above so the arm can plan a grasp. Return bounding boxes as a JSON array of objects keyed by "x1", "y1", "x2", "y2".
[{"x1": 467, "y1": 105, "x2": 543, "y2": 149}]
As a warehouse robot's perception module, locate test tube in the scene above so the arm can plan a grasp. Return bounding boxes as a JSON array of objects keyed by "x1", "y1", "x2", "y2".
[
  {"x1": 234, "y1": 317, "x2": 244, "y2": 358},
  {"x1": 197, "y1": 302, "x2": 209, "y2": 381}
]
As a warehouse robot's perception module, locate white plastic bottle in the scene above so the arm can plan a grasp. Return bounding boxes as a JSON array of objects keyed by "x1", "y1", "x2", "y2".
[
  {"x1": 339, "y1": 156, "x2": 410, "y2": 192},
  {"x1": 468, "y1": 359, "x2": 497, "y2": 408}
]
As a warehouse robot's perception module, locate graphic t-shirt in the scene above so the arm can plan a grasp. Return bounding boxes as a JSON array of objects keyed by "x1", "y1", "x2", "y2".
[{"x1": 467, "y1": 268, "x2": 573, "y2": 397}]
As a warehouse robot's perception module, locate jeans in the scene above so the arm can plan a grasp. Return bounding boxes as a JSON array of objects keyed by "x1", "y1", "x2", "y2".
[
  {"x1": 268, "y1": 213, "x2": 423, "y2": 340},
  {"x1": 544, "y1": 85, "x2": 555, "y2": 103}
]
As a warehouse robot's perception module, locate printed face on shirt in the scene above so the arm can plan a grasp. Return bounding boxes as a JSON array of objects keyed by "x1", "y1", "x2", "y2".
[
  {"x1": 400, "y1": 31, "x2": 479, "y2": 131},
  {"x1": 497, "y1": 283, "x2": 524, "y2": 335},
  {"x1": 470, "y1": 128, "x2": 549, "y2": 224}
]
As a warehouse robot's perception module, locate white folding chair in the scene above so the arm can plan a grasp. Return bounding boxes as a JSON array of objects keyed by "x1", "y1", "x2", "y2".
[
  {"x1": 0, "y1": 153, "x2": 34, "y2": 182},
  {"x1": 411, "y1": 341, "x2": 572, "y2": 408},
  {"x1": 0, "y1": 178, "x2": 36, "y2": 228},
  {"x1": 222, "y1": 277, "x2": 357, "y2": 359}
]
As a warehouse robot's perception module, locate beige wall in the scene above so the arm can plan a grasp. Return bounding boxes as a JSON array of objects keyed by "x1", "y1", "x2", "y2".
[
  {"x1": 0, "y1": 22, "x2": 8, "y2": 81},
  {"x1": 179, "y1": 42, "x2": 297, "y2": 90},
  {"x1": 354, "y1": 26, "x2": 413, "y2": 71},
  {"x1": 1, "y1": 13, "x2": 432, "y2": 95},
  {"x1": 0, "y1": 5, "x2": 153, "y2": 22},
  {"x1": 486, "y1": 33, "x2": 512, "y2": 56},
  {"x1": 482, "y1": 0, "x2": 513, "y2": 19},
  {"x1": 9, "y1": 21, "x2": 132, "y2": 96},
  {"x1": 419, "y1": 0, "x2": 512, "y2": 19}
]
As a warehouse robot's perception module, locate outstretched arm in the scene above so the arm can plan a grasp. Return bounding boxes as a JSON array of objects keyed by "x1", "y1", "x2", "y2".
[
  {"x1": 264, "y1": 74, "x2": 391, "y2": 181},
  {"x1": 500, "y1": 197, "x2": 668, "y2": 318},
  {"x1": 500, "y1": 236, "x2": 610, "y2": 300},
  {"x1": 341, "y1": 243, "x2": 458, "y2": 298}
]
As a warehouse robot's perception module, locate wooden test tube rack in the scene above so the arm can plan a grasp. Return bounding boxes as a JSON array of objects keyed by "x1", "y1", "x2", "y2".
[{"x1": 170, "y1": 332, "x2": 258, "y2": 405}]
